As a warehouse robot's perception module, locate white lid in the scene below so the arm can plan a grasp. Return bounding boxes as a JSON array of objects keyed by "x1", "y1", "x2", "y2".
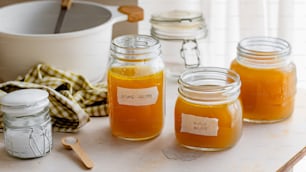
[
  {"x1": 150, "y1": 10, "x2": 207, "y2": 40},
  {"x1": 0, "y1": 89, "x2": 49, "y2": 116}
]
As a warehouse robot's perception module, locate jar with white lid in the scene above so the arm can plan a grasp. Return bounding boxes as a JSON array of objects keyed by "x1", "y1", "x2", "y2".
[
  {"x1": 0, "y1": 89, "x2": 52, "y2": 159},
  {"x1": 150, "y1": 10, "x2": 207, "y2": 80}
]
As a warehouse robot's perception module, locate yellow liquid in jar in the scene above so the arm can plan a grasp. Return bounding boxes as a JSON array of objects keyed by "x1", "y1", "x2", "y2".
[
  {"x1": 108, "y1": 66, "x2": 164, "y2": 140},
  {"x1": 175, "y1": 96, "x2": 242, "y2": 150},
  {"x1": 230, "y1": 59, "x2": 296, "y2": 122}
]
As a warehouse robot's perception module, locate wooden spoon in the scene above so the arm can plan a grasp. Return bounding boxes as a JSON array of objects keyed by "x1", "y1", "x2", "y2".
[
  {"x1": 61, "y1": 136, "x2": 94, "y2": 169},
  {"x1": 54, "y1": 0, "x2": 73, "y2": 33}
]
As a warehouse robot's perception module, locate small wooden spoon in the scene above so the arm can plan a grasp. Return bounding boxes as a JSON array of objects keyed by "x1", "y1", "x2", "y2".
[{"x1": 61, "y1": 136, "x2": 94, "y2": 169}]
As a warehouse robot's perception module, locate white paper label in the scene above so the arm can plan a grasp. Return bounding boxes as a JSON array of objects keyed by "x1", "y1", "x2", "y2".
[
  {"x1": 181, "y1": 113, "x2": 219, "y2": 136},
  {"x1": 117, "y1": 87, "x2": 158, "y2": 106}
]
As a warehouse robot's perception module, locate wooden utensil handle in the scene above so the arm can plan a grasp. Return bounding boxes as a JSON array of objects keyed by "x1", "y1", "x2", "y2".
[
  {"x1": 118, "y1": 5, "x2": 144, "y2": 22},
  {"x1": 277, "y1": 146, "x2": 306, "y2": 172},
  {"x1": 61, "y1": 0, "x2": 72, "y2": 10},
  {"x1": 71, "y1": 143, "x2": 94, "y2": 169}
]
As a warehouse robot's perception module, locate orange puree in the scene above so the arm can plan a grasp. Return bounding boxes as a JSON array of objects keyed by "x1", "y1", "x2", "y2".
[
  {"x1": 108, "y1": 66, "x2": 164, "y2": 140},
  {"x1": 230, "y1": 59, "x2": 296, "y2": 122},
  {"x1": 175, "y1": 96, "x2": 242, "y2": 150}
]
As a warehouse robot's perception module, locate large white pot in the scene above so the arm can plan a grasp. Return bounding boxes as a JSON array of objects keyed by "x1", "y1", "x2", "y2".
[{"x1": 0, "y1": 0, "x2": 142, "y2": 83}]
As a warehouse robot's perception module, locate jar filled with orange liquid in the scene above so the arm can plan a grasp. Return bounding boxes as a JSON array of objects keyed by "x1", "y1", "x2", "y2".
[
  {"x1": 107, "y1": 35, "x2": 165, "y2": 141},
  {"x1": 175, "y1": 67, "x2": 242, "y2": 151},
  {"x1": 230, "y1": 37, "x2": 296, "y2": 123}
]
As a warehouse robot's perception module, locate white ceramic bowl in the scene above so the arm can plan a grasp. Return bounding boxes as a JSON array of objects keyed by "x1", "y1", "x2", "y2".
[{"x1": 0, "y1": 0, "x2": 129, "y2": 83}]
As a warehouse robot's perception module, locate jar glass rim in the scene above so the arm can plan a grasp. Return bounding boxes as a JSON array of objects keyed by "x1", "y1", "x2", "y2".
[
  {"x1": 111, "y1": 34, "x2": 161, "y2": 60},
  {"x1": 178, "y1": 67, "x2": 241, "y2": 104},
  {"x1": 238, "y1": 36, "x2": 290, "y2": 58},
  {"x1": 237, "y1": 36, "x2": 291, "y2": 68}
]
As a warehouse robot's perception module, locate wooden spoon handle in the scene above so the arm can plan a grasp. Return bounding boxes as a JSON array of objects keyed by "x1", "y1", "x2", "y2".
[
  {"x1": 277, "y1": 146, "x2": 306, "y2": 172},
  {"x1": 71, "y1": 143, "x2": 94, "y2": 169},
  {"x1": 118, "y1": 5, "x2": 144, "y2": 22},
  {"x1": 61, "y1": 0, "x2": 72, "y2": 10}
]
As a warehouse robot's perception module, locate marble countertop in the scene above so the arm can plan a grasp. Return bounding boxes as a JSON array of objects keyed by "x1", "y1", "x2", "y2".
[{"x1": 0, "y1": 79, "x2": 306, "y2": 172}]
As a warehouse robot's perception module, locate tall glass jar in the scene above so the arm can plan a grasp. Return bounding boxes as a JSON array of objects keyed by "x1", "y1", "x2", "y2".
[
  {"x1": 107, "y1": 34, "x2": 165, "y2": 141},
  {"x1": 230, "y1": 37, "x2": 297, "y2": 123},
  {"x1": 0, "y1": 89, "x2": 52, "y2": 159},
  {"x1": 150, "y1": 10, "x2": 207, "y2": 80},
  {"x1": 175, "y1": 67, "x2": 242, "y2": 151}
]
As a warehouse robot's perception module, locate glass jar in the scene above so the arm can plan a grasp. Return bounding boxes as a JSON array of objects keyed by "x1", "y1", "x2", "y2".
[
  {"x1": 230, "y1": 37, "x2": 296, "y2": 123},
  {"x1": 150, "y1": 10, "x2": 207, "y2": 80},
  {"x1": 175, "y1": 67, "x2": 242, "y2": 151},
  {"x1": 107, "y1": 34, "x2": 165, "y2": 141},
  {"x1": 0, "y1": 89, "x2": 52, "y2": 159}
]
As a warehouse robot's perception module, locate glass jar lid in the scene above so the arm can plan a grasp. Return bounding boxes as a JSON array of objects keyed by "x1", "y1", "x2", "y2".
[
  {"x1": 0, "y1": 89, "x2": 49, "y2": 116},
  {"x1": 150, "y1": 10, "x2": 207, "y2": 40}
]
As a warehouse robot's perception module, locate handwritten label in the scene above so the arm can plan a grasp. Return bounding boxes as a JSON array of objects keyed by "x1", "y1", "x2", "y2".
[
  {"x1": 181, "y1": 113, "x2": 219, "y2": 136},
  {"x1": 117, "y1": 87, "x2": 158, "y2": 106}
]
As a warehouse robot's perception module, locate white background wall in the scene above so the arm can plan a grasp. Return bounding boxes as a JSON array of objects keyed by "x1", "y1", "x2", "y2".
[{"x1": 138, "y1": 0, "x2": 306, "y2": 88}]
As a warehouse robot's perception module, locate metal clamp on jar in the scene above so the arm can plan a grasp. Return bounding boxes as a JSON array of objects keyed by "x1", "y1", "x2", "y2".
[{"x1": 150, "y1": 10, "x2": 207, "y2": 80}]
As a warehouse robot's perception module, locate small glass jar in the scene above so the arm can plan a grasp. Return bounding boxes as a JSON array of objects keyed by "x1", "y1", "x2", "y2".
[
  {"x1": 175, "y1": 67, "x2": 242, "y2": 151},
  {"x1": 150, "y1": 10, "x2": 207, "y2": 80},
  {"x1": 107, "y1": 34, "x2": 165, "y2": 141},
  {"x1": 0, "y1": 89, "x2": 52, "y2": 159},
  {"x1": 230, "y1": 37, "x2": 297, "y2": 123}
]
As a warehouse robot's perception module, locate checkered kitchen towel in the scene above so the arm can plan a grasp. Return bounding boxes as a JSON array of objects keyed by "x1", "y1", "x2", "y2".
[{"x1": 0, "y1": 64, "x2": 108, "y2": 132}]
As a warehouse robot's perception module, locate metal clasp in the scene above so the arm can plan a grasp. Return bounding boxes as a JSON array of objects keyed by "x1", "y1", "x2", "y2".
[
  {"x1": 29, "y1": 126, "x2": 52, "y2": 157},
  {"x1": 180, "y1": 39, "x2": 201, "y2": 69}
]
